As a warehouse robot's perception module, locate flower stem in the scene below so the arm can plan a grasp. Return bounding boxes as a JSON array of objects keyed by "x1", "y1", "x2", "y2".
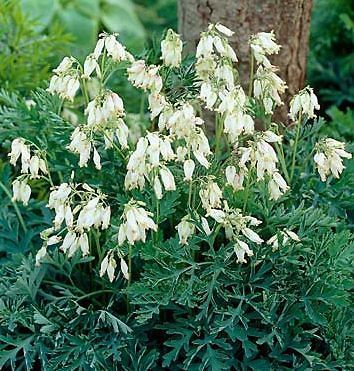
[
  {"x1": 290, "y1": 113, "x2": 302, "y2": 182},
  {"x1": 215, "y1": 113, "x2": 223, "y2": 158},
  {"x1": 275, "y1": 142, "x2": 290, "y2": 184},
  {"x1": 127, "y1": 244, "x2": 132, "y2": 314},
  {"x1": 248, "y1": 53, "x2": 255, "y2": 97}
]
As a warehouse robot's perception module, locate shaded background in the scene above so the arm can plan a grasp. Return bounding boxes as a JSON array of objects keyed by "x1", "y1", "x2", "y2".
[{"x1": 1, "y1": 0, "x2": 353, "y2": 116}]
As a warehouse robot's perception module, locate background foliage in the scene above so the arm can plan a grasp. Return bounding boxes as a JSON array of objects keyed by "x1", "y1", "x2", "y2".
[{"x1": 0, "y1": 0, "x2": 353, "y2": 370}]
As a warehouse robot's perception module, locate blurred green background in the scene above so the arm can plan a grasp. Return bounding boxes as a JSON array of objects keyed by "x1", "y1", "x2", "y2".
[{"x1": 0, "y1": 0, "x2": 353, "y2": 121}]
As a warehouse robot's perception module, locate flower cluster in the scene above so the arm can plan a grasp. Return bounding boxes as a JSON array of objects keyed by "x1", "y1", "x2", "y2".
[
  {"x1": 47, "y1": 57, "x2": 80, "y2": 101},
  {"x1": 118, "y1": 199, "x2": 157, "y2": 245},
  {"x1": 237, "y1": 131, "x2": 289, "y2": 200},
  {"x1": 9, "y1": 138, "x2": 48, "y2": 205},
  {"x1": 314, "y1": 138, "x2": 352, "y2": 181},
  {"x1": 36, "y1": 183, "x2": 110, "y2": 265},
  {"x1": 176, "y1": 214, "x2": 211, "y2": 245},
  {"x1": 52, "y1": 34, "x2": 133, "y2": 169},
  {"x1": 208, "y1": 201, "x2": 263, "y2": 263},
  {"x1": 267, "y1": 229, "x2": 300, "y2": 251},
  {"x1": 289, "y1": 86, "x2": 320, "y2": 121},
  {"x1": 8, "y1": 22, "x2": 352, "y2": 282},
  {"x1": 195, "y1": 24, "x2": 239, "y2": 113},
  {"x1": 250, "y1": 31, "x2": 280, "y2": 67},
  {"x1": 161, "y1": 29, "x2": 183, "y2": 67}
]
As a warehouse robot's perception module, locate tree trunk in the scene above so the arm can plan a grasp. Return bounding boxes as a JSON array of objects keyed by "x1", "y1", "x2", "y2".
[{"x1": 178, "y1": 0, "x2": 313, "y2": 124}]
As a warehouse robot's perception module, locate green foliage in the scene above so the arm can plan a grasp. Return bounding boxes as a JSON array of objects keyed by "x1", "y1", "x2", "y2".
[
  {"x1": 0, "y1": 0, "x2": 70, "y2": 94},
  {"x1": 0, "y1": 88, "x2": 353, "y2": 369},
  {"x1": 0, "y1": 8, "x2": 353, "y2": 371},
  {"x1": 20, "y1": 0, "x2": 148, "y2": 59},
  {"x1": 308, "y1": 0, "x2": 354, "y2": 109}
]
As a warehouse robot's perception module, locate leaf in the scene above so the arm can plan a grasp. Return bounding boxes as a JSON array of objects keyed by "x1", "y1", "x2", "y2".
[
  {"x1": 101, "y1": 0, "x2": 145, "y2": 50},
  {"x1": 97, "y1": 310, "x2": 132, "y2": 334},
  {"x1": 57, "y1": 7, "x2": 98, "y2": 58},
  {"x1": 304, "y1": 299, "x2": 328, "y2": 326},
  {"x1": 162, "y1": 327, "x2": 193, "y2": 367},
  {"x1": 21, "y1": 0, "x2": 58, "y2": 30}
]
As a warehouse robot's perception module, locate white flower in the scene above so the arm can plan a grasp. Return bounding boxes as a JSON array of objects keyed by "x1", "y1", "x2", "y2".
[
  {"x1": 199, "y1": 179, "x2": 223, "y2": 211},
  {"x1": 160, "y1": 167, "x2": 176, "y2": 191},
  {"x1": 48, "y1": 74, "x2": 80, "y2": 102},
  {"x1": 118, "y1": 200, "x2": 157, "y2": 246},
  {"x1": 160, "y1": 138, "x2": 175, "y2": 161},
  {"x1": 242, "y1": 227, "x2": 263, "y2": 244},
  {"x1": 289, "y1": 86, "x2": 320, "y2": 121},
  {"x1": 253, "y1": 66, "x2": 286, "y2": 113},
  {"x1": 120, "y1": 258, "x2": 129, "y2": 280},
  {"x1": 149, "y1": 92, "x2": 168, "y2": 119},
  {"x1": 314, "y1": 138, "x2": 352, "y2": 181},
  {"x1": 195, "y1": 55, "x2": 216, "y2": 81},
  {"x1": 250, "y1": 31, "x2": 280, "y2": 66},
  {"x1": 183, "y1": 159, "x2": 195, "y2": 181},
  {"x1": 78, "y1": 233, "x2": 90, "y2": 256},
  {"x1": 48, "y1": 183, "x2": 71, "y2": 209},
  {"x1": 101, "y1": 206, "x2": 111, "y2": 230},
  {"x1": 176, "y1": 215, "x2": 195, "y2": 245},
  {"x1": 196, "y1": 34, "x2": 214, "y2": 58},
  {"x1": 215, "y1": 23, "x2": 234, "y2": 37},
  {"x1": 115, "y1": 119, "x2": 129, "y2": 149},
  {"x1": 176, "y1": 146, "x2": 188, "y2": 162},
  {"x1": 8, "y1": 138, "x2": 26, "y2": 166},
  {"x1": 35, "y1": 245, "x2": 47, "y2": 266},
  {"x1": 267, "y1": 229, "x2": 301, "y2": 250},
  {"x1": 60, "y1": 231, "x2": 77, "y2": 253},
  {"x1": 82, "y1": 54, "x2": 98, "y2": 79},
  {"x1": 268, "y1": 172, "x2": 289, "y2": 200},
  {"x1": 68, "y1": 127, "x2": 91, "y2": 167},
  {"x1": 200, "y1": 82, "x2": 218, "y2": 109},
  {"x1": 128, "y1": 61, "x2": 162, "y2": 93},
  {"x1": 153, "y1": 176, "x2": 163, "y2": 200},
  {"x1": 224, "y1": 112, "x2": 254, "y2": 143},
  {"x1": 215, "y1": 64, "x2": 235, "y2": 89},
  {"x1": 47, "y1": 235, "x2": 62, "y2": 246},
  {"x1": 105, "y1": 34, "x2": 127, "y2": 62},
  {"x1": 29, "y1": 155, "x2": 39, "y2": 178},
  {"x1": 93, "y1": 37, "x2": 105, "y2": 58},
  {"x1": 234, "y1": 239, "x2": 253, "y2": 264},
  {"x1": 53, "y1": 57, "x2": 73, "y2": 74},
  {"x1": 93, "y1": 148, "x2": 101, "y2": 170},
  {"x1": 161, "y1": 29, "x2": 183, "y2": 67},
  {"x1": 255, "y1": 140, "x2": 278, "y2": 180},
  {"x1": 100, "y1": 254, "x2": 117, "y2": 282},
  {"x1": 207, "y1": 208, "x2": 226, "y2": 223},
  {"x1": 201, "y1": 217, "x2": 212, "y2": 236},
  {"x1": 12, "y1": 179, "x2": 31, "y2": 206},
  {"x1": 225, "y1": 165, "x2": 245, "y2": 191},
  {"x1": 218, "y1": 86, "x2": 246, "y2": 114}
]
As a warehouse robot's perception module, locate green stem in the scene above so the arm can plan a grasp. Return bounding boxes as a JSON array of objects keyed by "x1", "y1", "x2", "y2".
[
  {"x1": 0, "y1": 181, "x2": 27, "y2": 233},
  {"x1": 57, "y1": 99, "x2": 64, "y2": 116},
  {"x1": 81, "y1": 79, "x2": 90, "y2": 105},
  {"x1": 275, "y1": 143, "x2": 290, "y2": 184},
  {"x1": 290, "y1": 113, "x2": 302, "y2": 182},
  {"x1": 104, "y1": 132, "x2": 126, "y2": 161},
  {"x1": 243, "y1": 173, "x2": 252, "y2": 212},
  {"x1": 215, "y1": 113, "x2": 223, "y2": 158},
  {"x1": 77, "y1": 289, "x2": 114, "y2": 302},
  {"x1": 127, "y1": 244, "x2": 132, "y2": 314},
  {"x1": 248, "y1": 54, "x2": 255, "y2": 97}
]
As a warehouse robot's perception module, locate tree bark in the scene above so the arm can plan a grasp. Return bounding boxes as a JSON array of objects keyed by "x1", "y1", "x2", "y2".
[{"x1": 178, "y1": 0, "x2": 313, "y2": 124}]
